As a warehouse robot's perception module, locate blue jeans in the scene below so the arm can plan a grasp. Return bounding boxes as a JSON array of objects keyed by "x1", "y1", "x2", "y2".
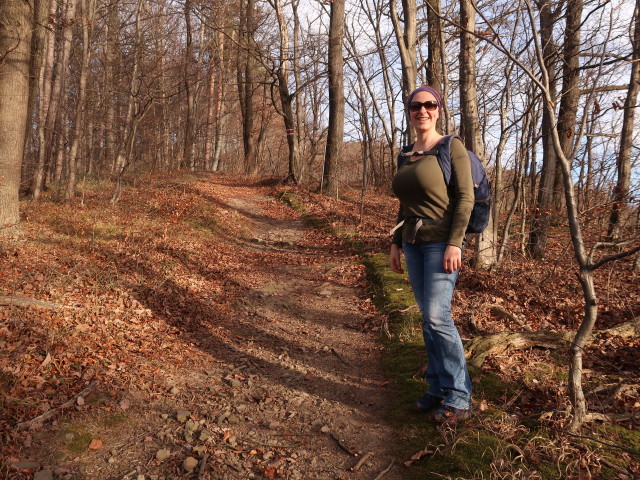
[{"x1": 403, "y1": 241, "x2": 472, "y2": 409}]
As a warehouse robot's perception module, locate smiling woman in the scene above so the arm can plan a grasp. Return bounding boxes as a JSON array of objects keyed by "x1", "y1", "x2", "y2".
[{"x1": 389, "y1": 85, "x2": 475, "y2": 425}]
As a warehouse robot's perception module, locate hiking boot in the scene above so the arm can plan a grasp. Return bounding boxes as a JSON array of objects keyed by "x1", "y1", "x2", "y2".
[
  {"x1": 414, "y1": 394, "x2": 443, "y2": 413},
  {"x1": 432, "y1": 405, "x2": 471, "y2": 425}
]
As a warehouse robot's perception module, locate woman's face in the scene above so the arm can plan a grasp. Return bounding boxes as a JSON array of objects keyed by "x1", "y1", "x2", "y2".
[{"x1": 409, "y1": 91, "x2": 440, "y2": 133}]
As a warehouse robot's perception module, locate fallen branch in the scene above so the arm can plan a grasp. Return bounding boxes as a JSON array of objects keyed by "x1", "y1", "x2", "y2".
[
  {"x1": 0, "y1": 295, "x2": 65, "y2": 309},
  {"x1": 373, "y1": 458, "x2": 395, "y2": 480},
  {"x1": 331, "y1": 348, "x2": 350, "y2": 365},
  {"x1": 349, "y1": 451, "x2": 373, "y2": 471},
  {"x1": 329, "y1": 432, "x2": 358, "y2": 456},
  {"x1": 485, "y1": 303, "x2": 532, "y2": 332},
  {"x1": 16, "y1": 381, "x2": 97, "y2": 430}
]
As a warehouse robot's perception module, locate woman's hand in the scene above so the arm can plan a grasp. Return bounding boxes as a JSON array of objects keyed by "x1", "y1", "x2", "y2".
[
  {"x1": 389, "y1": 244, "x2": 404, "y2": 274},
  {"x1": 443, "y1": 245, "x2": 462, "y2": 273}
]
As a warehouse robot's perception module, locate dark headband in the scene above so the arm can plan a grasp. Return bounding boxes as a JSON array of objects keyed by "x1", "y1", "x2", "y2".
[{"x1": 407, "y1": 86, "x2": 443, "y2": 115}]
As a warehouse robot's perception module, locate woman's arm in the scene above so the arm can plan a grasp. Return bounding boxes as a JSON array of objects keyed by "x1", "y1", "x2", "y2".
[{"x1": 447, "y1": 138, "x2": 474, "y2": 248}]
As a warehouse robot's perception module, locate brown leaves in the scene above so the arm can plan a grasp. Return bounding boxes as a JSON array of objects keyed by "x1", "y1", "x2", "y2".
[{"x1": 403, "y1": 446, "x2": 435, "y2": 467}]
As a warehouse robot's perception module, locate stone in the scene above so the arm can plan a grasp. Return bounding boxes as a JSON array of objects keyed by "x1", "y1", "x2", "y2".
[
  {"x1": 227, "y1": 378, "x2": 242, "y2": 388},
  {"x1": 11, "y1": 462, "x2": 41, "y2": 471},
  {"x1": 185, "y1": 420, "x2": 198, "y2": 432},
  {"x1": 34, "y1": 471, "x2": 53, "y2": 480},
  {"x1": 155, "y1": 449, "x2": 171, "y2": 462},
  {"x1": 170, "y1": 386, "x2": 180, "y2": 395},
  {"x1": 176, "y1": 411, "x2": 191, "y2": 422},
  {"x1": 183, "y1": 457, "x2": 199, "y2": 473}
]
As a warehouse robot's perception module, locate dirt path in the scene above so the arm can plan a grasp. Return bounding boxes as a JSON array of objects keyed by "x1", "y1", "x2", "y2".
[
  {"x1": 196, "y1": 188, "x2": 404, "y2": 479},
  {"x1": 18, "y1": 180, "x2": 404, "y2": 480}
]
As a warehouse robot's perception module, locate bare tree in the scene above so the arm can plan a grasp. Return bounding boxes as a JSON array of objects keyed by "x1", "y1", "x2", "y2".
[
  {"x1": 527, "y1": 0, "x2": 561, "y2": 259},
  {"x1": 271, "y1": 0, "x2": 300, "y2": 183},
  {"x1": 460, "y1": 0, "x2": 497, "y2": 270},
  {"x1": 322, "y1": 0, "x2": 345, "y2": 197},
  {"x1": 390, "y1": 0, "x2": 417, "y2": 142},
  {"x1": 0, "y1": 0, "x2": 33, "y2": 233},
  {"x1": 65, "y1": 0, "x2": 95, "y2": 201},
  {"x1": 607, "y1": 0, "x2": 640, "y2": 240}
]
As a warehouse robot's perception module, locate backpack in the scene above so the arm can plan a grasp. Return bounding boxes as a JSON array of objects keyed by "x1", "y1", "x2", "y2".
[{"x1": 397, "y1": 135, "x2": 491, "y2": 234}]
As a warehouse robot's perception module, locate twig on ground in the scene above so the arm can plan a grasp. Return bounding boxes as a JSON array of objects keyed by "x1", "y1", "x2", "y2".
[
  {"x1": 17, "y1": 381, "x2": 97, "y2": 430},
  {"x1": 329, "y1": 432, "x2": 358, "y2": 456},
  {"x1": 331, "y1": 348, "x2": 350, "y2": 365},
  {"x1": 485, "y1": 303, "x2": 532, "y2": 332},
  {"x1": 349, "y1": 451, "x2": 373, "y2": 471},
  {"x1": 197, "y1": 453, "x2": 208, "y2": 479},
  {"x1": 373, "y1": 458, "x2": 395, "y2": 479}
]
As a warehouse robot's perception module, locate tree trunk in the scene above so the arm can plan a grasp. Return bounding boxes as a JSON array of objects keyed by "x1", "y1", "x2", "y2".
[
  {"x1": 459, "y1": 0, "x2": 496, "y2": 270},
  {"x1": 274, "y1": 0, "x2": 299, "y2": 184},
  {"x1": 0, "y1": 0, "x2": 33, "y2": 234},
  {"x1": 237, "y1": 0, "x2": 258, "y2": 175},
  {"x1": 30, "y1": 0, "x2": 56, "y2": 199},
  {"x1": 607, "y1": 0, "x2": 639, "y2": 240},
  {"x1": 183, "y1": 0, "x2": 193, "y2": 170},
  {"x1": 22, "y1": 0, "x2": 49, "y2": 193},
  {"x1": 322, "y1": 0, "x2": 345, "y2": 198},
  {"x1": 390, "y1": 0, "x2": 417, "y2": 142},
  {"x1": 425, "y1": 0, "x2": 444, "y2": 131},
  {"x1": 65, "y1": 0, "x2": 94, "y2": 201},
  {"x1": 105, "y1": 5, "x2": 117, "y2": 173},
  {"x1": 528, "y1": 0, "x2": 560, "y2": 259}
]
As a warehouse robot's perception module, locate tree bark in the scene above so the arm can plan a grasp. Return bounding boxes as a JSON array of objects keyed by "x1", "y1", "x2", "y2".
[
  {"x1": 322, "y1": 0, "x2": 345, "y2": 197},
  {"x1": 22, "y1": 0, "x2": 49, "y2": 193},
  {"x1": 30, "y1": 0, "x2": 55, "y2": 199},
  {"x1": 0, "y1": 0, "x2": 33, "y2": 234},
  {"x1": 390, "y1": 0, "x2": 417, "y2": 142},
  {"x1": 274, "y1": 0, "x2": 299, "y2": 184},
  {"x1": 528, "y1": 0, "x2": 560, "y2": 259},
  {"x1": 459, "y1": 0, "x2": 496, "y2": 270},
  {"x1": 607, "y1": 0, "x2": 639, "y2": 240},
  {"x1": 182, "y1": 0, "x2": 197, "y2": 171},
  {"x1": 65, "y1": 0, "x2": 94, "y2": 201},
  {"x1": 237, "y1": 0, "x2": 258, "y2": 175}
]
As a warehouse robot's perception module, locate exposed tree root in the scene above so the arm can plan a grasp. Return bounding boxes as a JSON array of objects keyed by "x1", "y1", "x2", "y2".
[{"x1": 465, "y1": 317, "x2": 639, "y2": 368}]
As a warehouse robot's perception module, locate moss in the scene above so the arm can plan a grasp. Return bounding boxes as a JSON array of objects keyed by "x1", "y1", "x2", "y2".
[
  {"x1": 275, "y1": 191, "x2": 304, "y2": 211},
  {"x1": 103, "y1": 413, "x2": 128, "y2": 428},
  {"x1": 62, "y1": 426, "x2": 94, "y2": 454},
  {"x1": 600, "y1": 424, "x2": 640, "y2": 453},
  {"x1": 474, "y1": 370, "x2": 515, "y2": 400}
]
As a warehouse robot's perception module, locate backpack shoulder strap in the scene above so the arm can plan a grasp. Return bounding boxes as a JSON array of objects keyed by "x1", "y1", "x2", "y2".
[
  {"x1": 435, "y1": 135, "x2": 460, "y2": 185},
  {"x1": 396, "y1": 143, "x2": 415, "y2": 170}
]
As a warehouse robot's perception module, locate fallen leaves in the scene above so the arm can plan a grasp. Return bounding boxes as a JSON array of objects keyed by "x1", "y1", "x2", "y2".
[{"x1": 404, "y1": 446, "x2": 435, "y2": 467}]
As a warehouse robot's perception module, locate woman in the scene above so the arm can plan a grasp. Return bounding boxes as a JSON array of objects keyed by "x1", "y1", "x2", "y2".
[{"x1": 389, "y1": 86, "x2": 474, "y2": 425}]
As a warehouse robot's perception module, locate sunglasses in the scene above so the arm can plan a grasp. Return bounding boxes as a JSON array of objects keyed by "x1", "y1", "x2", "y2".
[{"x1": 409, "y1": 101, "x2": 439, "y2": 112}]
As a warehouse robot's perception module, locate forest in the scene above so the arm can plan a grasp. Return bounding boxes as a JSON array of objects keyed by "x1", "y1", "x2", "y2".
[{"x1": 1, "y1": 0, "x2": 639, "y2": 478}]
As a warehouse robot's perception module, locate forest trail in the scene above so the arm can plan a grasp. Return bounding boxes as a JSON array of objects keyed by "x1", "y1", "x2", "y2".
[{"x1": 14, "y1": 177, "x2": 404, "y2": 480}]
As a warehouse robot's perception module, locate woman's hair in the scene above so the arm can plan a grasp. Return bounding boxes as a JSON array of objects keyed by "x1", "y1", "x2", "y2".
[{"x1": 407, "y1": 86, "x2": 443, "y2": 115}]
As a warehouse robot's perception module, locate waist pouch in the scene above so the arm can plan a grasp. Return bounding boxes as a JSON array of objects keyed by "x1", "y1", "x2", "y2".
[{"x1": 390, "y1": 217, "x2": 443, "y2": 244}]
